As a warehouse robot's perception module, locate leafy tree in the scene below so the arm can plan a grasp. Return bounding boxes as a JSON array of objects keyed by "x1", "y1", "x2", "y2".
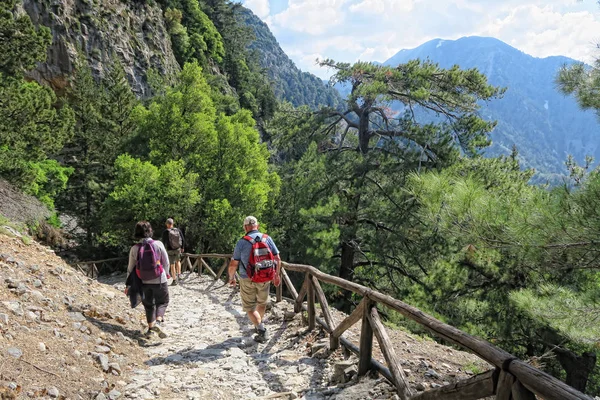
[
  {"x1": 557, "y1": 59, "x2": 600, "y2": 116},
  {"x1": 131, "y1": 62, "x2": 279, "y2": 252},
  {"x1": 0, "y1": 79, "x2": 74, "y2": 190},
  {"x1": 100, "y1": 155, "x2": 201, "y2": 250},
  {"x1": 25, "y1": 160, "x2": 73, "y2": 209},
  {"x1": 161, "y1": 0, "x2": 225, "y2": 67},
  {"x1": 407, "y1": 155, "x2": 600, "y2": 393}
]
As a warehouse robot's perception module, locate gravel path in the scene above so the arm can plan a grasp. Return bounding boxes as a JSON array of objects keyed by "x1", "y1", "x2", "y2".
[
  {"x1": 98, "y1": 271, "x2": 489, "y2": 400},
  {"x1": 113, "y1": 273, "x2": 333, "y2": 400}
]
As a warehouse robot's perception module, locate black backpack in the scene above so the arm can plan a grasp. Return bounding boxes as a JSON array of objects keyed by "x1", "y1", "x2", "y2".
[{"x1": 168, "y1": 228, "x2": 182, "y2": 250}]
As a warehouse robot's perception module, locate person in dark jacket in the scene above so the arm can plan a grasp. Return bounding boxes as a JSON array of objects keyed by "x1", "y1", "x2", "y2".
[
  {"x1": 161, "y1": 218, "x2": 185, "y2": 286},
  {"x1": 126, "y1": 221, "x2": 170, "y2": 338}
]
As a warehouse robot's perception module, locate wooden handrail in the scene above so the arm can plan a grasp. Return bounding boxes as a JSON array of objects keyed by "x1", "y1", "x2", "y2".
[
  {"x1": 182, "y1": 253, "x2": 232, "y2": 258},
  {"x1": 78, "y1": 254, "x2": 592, "y2": 400},
  {"x1": 76, "y1": 257, "x2": 127, "y2": 266},
  {"x1": 280, "y1": 261, "x2": 590, "y2": 400}
]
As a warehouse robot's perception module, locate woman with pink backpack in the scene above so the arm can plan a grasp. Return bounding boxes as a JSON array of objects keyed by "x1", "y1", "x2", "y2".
[{"x1": 125, "y1": 221, "x2": 170, "y2": 339}]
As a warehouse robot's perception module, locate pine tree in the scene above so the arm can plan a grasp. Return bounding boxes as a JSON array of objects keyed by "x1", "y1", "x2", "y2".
[
  {"x1": 271, "y1": 60, "x2": 502, "y2": 309},
  {"x1": 0, "y1": 0, "x2": 74, "y2": 205},
  {"x1": 59, "y1": 58, "x2": 137, "y2": 250},
  {"x1": 0, "y1": 0, "x2": 51, "y2": 76}
]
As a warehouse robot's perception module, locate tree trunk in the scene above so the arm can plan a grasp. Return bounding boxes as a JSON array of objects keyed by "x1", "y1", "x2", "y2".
[
  {"x1": 338, "y1": 240, "x2": 355, "y2": 312},
  {"x1": 340, "y1": 241, "x2": 354, "y2": 282},
  {"x1": 554, "y1": 348, "x2": 596, "y2": 393},
  {"x1": 358, "y1": 109, "x2": 370, "y2": 155}
]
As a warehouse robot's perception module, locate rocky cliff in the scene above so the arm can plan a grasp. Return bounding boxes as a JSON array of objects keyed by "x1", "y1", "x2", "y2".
[{"x1": 20, "y1": 0, "x2": 180, "y2": 97}]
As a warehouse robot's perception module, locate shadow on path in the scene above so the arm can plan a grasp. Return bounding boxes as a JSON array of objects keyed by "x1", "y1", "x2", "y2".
[
  {"x1": 165, "y1": 276, "x2": 329, "y2": 395},
  {"x1": 85, "y1": 316, "x2": 142, "y2": 341}
]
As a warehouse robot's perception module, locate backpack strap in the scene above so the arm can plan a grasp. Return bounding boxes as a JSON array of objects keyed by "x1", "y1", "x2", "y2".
[{"x1": 243, "y1": 235, "x2": 259, "y2": 244}]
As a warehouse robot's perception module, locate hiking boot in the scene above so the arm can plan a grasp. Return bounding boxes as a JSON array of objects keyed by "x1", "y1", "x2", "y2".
[
  {"x1": 255, "y1": 327, "x2": 269, "y2": 343},
  {"x1": 150, "y1": 325, "x2": 168, "y2": 339},
  {"x1": 143, "y1": 329, "x2": 155, "y2": 339},
  {"x1": 171, "y1": 279, "x2": 178, "y2": 286}
]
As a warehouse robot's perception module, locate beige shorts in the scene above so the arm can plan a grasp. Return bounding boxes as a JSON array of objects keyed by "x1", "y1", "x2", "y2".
[
  {"x1": 239, "y1": 278, "x2": 270, "y2": 312},
  {"x1": 167, "y1": 249, "x2": 181, "y2": 265}
]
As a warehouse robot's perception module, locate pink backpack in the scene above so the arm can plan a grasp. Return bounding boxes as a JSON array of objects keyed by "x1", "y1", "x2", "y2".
[{"x1": 136, "y1": 240, "x2": 164, "y2": 280}]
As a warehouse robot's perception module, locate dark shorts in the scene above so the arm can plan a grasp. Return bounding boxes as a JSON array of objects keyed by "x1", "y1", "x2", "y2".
[{"x1": 167, "y1": 249, "x2": 181, "y2": 264}]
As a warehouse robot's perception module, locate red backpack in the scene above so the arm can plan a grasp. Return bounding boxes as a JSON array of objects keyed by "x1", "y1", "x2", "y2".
[
  {"x1": 243, "y1": 234, "x2": 276, "y2": 283},
  {"x1": 135, "y1": 240, "x2": 164, "y2": 281}
]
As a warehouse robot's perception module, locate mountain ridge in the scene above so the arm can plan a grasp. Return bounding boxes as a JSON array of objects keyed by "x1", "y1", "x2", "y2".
[
  {"x1": 238, "y1": 7, "x2": 343, "y2": 109},
  {"x1": 376, "y1": 36, "x2": 599, "y2": 180}
]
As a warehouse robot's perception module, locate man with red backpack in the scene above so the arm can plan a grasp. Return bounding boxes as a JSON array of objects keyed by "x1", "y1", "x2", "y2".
[
  {"x1": 228, "y1": 216, "x2": 281, "y2": 343},
  {"x1": 126, "y1": 221, "x2": 170, "y2": 339}
]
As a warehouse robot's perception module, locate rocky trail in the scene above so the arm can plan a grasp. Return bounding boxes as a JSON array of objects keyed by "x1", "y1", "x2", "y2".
[{"x1": 0, "y1": 232, "x2": 489, "y2": 399}]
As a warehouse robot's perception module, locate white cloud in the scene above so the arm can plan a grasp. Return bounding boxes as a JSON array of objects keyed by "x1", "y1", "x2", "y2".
[
  {"x1": 248, "y1": 0, "x2": 600, "y2": 78},
  {"x1": 285, "y1": 49, "x2": 327, "y2": 75},
  {"x1": 243, "y1": 0, "x2": 271, "y2": 18},
  {"x1": 272, "y1": 0, "x2": 351, "y2": 35},
  {"x1": 349, "y1": 0, "x2": 414, "y2": 15},
  {"x1": 483, "y1": 5, "x2": 600, "y2": 63}
]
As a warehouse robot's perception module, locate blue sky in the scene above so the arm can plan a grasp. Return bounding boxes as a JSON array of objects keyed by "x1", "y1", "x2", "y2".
[{"x1": 241, "y1": 0, "x2": 600, "y2": 79}]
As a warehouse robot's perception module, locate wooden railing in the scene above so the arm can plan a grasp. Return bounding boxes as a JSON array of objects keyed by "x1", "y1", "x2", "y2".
[
  {"x1": 86, "y1": 252, "x2": 591, "y2": 400},
  {"x1": 74, "y1": 257, "x2": 127, "y2": 279}
]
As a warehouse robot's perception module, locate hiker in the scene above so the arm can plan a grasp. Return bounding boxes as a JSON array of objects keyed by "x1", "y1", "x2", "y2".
[
  {"x1": 161, "y1": 218, "x2": 185, "y2": 286},
  {"x1": 126, "y1": 221, "x2": 170, "y2": 338},
  {"x1": 228, "y1": 216, "x2": 281, "y2": 343}
]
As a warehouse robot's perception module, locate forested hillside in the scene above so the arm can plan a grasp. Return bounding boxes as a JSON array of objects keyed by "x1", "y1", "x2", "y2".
[
  {"x1": 238, "y1": 7, "x2": 342, "y2": 109},
  {"x1": 1, "y1": 0, "x2": 600, "y2": 396},
  {"x1": 381, "y1": 36, "x2": 600, "y2": 182}
]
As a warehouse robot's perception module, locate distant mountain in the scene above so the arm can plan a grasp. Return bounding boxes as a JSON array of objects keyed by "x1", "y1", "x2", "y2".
[
  {"x1": 381, "y1": 36, "x2": 600, "y2": 181},
  {"x1": 238, "y1": 8, "x2": 342, "y2": 109}
]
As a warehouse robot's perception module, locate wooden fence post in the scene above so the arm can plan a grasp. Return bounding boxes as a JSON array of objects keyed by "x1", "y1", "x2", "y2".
[
  {"x1": 331, "y1": 298, "x2": 366, "y2": 350},
  {"x1": 358, "y1": 299, "x2": 374, "y2": 376},
  {"x1": 192, "y1": 257, "x2": 202, "y2": 275},
  {"x1": 294, "y1": 276, "x2": 308, "y2": 313},
  {"x1": 512, "y1": 380, "x2": 536, "y2": 400},
  {"x1": 410, "y1": 369, "x2": 499, "y2": 400},
  {"x1": 307, "y1": 274, "x2": 316, "y2": 330},
  {"x1": 281, "y1": 268, "x2": 298, "y2": 300},
  {"x1": 276, "y1": 267, "x2": 283, "y2": 303},
  {"x1": 190, "y1": 258, "x2": 199, "y2": 274},
  {"x1": 310, "y1": 275, "x2": 335, "y2": 333},
  {"x1": 200, "y1": 258, "x2": 217, "y2": 278},
  {"x1": 368, "y1": 306, "x2": 412, "y2": 399},
  {"x1": 180, "y1": 256, "x2": 188, "y2": 273},
  {"x1": 216, "y1": 258, "x2": 230, "y2": 281},
  {"x1": 496, "y1": 371, "x2": 516, "y2": 400}
]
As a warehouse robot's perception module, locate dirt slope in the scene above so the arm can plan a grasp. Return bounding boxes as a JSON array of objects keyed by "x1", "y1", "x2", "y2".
[
  {"x1": 0, "y1": 179, "x2": 50, "y2": 227},
  {"x1": 0, "y1": 234, "x2": 156, "y2": 399}
]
